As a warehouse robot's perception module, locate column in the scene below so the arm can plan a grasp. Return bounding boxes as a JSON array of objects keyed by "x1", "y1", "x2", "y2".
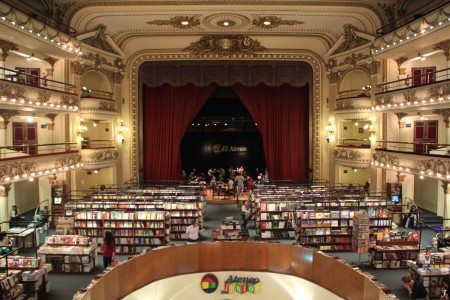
[
  {"x1": 0, "y1": 184, "x2": 12, "y2": 229},
  {"x1": 442, "y1": 181, "x2": 450, "y2": 228},
  {"x1": 432, "y1": 109, "x2": 450, "y2": 146},
  {"x1": 0, "y1": 109, "x2": 20, "y2": 158},
  {"x1": 0, "y1": 39, "x2": 18, "y2": 79}
]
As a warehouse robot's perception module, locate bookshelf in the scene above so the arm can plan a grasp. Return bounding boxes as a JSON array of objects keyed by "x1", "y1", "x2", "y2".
[
  {"x1": 212, "y1": 219, "x2": 249, "y2": 241},
  {"x1": 352, "y1": 210, "x2": 370, "y2": 254},
  {"x1": 37, "y1": 235, "x2": 97, "y2": 273},
  {"x1": 259, "y1": 201, "x2": 296, "y2": 240},
  {"x1": 369, "y1": 239, "x2": 419, "y2": 269},
  {"x1": 165, "y1": 202, "x2": 201, "y2": 240},
  {"x1": 0, "y1": 256, "x2": 51, "y2": 300}
]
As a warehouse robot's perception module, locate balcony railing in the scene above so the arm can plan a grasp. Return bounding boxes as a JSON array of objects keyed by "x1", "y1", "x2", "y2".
[
  {"x1": 337, "y1": 139, "x2": 371, "y2": 148},
  {"x1": 376, "y1": 67, "x2": 450, "y2": 94},
  {"x1": 81, "y1": 139, "x2": 115, "y2": 149},
  {"x1": 337, "y1": 89, "x2": 370, "y2": 100},
  {"x1": 375, "y1": 140, "x2": 450, "y2": 156},
  {"x1": 0, "y1": 143, "x2": 78, "y2": 160},
  {"x1": 81, "y1": 89, "x2": 113, "y2": 100},
  {"x1": 376, "y1": 0, "x2": 448, "y2": 36},
  {"x1": 0, "y1": 67, "x2": 77, "y2": 94}
]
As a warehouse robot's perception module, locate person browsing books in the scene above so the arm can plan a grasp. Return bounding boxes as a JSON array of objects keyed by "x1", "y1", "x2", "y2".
[
  {"x1": 0, "y1": 232, "x2": 12, "y2": 255},
  {"x1": 402, "y1": 275, "x2": 429, "y2": 300},
  {"x1": 441, "y1": 278, "x2": 449, "y2": 300},
  {"x1": 101, "y1": 231, "x2": 116, "y2": 269},
  {"x1": 241, "y1": 201, "x2": 251, "y2": 229},
  {"x1": 185, "y1": 220, "x2": 200, "y2": 242}
]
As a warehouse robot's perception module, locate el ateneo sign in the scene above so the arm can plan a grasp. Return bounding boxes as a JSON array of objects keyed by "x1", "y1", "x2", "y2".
[{"x1": 213, "y1": 144, "x2": 247, "y2": 155}]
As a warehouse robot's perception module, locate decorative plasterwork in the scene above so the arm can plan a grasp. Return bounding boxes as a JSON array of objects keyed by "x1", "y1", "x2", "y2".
[
  {"x1": 394, "y1": 112, "x2": 408, "y2": 126},
  {"x1": 252, "y1": 16, "x2": 304, "y2": 29},
  {"x1": 333, "y1": 148, "x2": 371, "y2": 168},
  {"x1": 417, "y1": 159, "x2": 450, "y2": 175},
  {"x1": 0, "y1": 160, "x2": 38, "y2": 181},
  {"x1": 38, "y1": 90, "x2": 51, "y2": 103},
  {"x1": 0, "y1": 83, "x2": 26, "y2": 101},
  {"x1": 394, "y1": 57, "x2": 408, "y2": 73},
  {"x1": 338, "y1": 52, "x2": 372, "y2": 67},
  {"x1": 99, "y1": 101, "x2": 117, "y2": 112},
  {"x1": 403, "y1": 90, "x2": 417, "y2": 103},
  {"x1": 432, "y1": 109, "x2": 450, "y2": 127},
  {"x1": 81, "y1": 53, "x2": 113, "y2": 69},
  {"x1": 335, "y1": 99, "x2": 354, "y2": 111},
  {"x1": 0, "y1": 109, "x2": 19, "y2": 126},
  {"x1": 147, "y1": 16, "x2": 200, "y2": 29},
  {"x1": 372, "y1": 152, "x2": 399, "y2": 165},
  {"x1": 60, "y1": 95, "x2": 80, "y2": 108},
  {"x1": 72, "y1": 60, "x2": 87, "y2": 76},
  {"x1": 374, "y1": 94, "x2": 393, "y2": 106},
  {"x1": 0, "y1": 39, "x2": 18, "y2": 61},
  {"x1": 377, "y1": 3, "x2": 397, "y2": 24},
  {"x1": 129, "y1": 52, "x2": 321, "y2": 181},
  {"x1": 81, "y1": 149, "x2": 119, "y2": 170},
  {"x1": 434, "y1": 40, "x2": 450, "y2": 61},
  {"x1": 332, "y1": 24, "x2": 372, "y2": 55},
  {"x1": 80, "y1": 24, "x2": 120, "y2": 55},
  {"x1": 428, "y1": 83, "x2": 450, "y2": 99},
  {"x1": 182, "y1": 35, "x2": 267, "y2": 57},
  {"x1": 55, "y1": 154, "x2": 82, "y2": 168},
  {"x1": 87, "y1": 149, "x2": 119, "y2": 162},
  {"x1": 203, "y1": 13, "x2": 250, "y2": 30}
]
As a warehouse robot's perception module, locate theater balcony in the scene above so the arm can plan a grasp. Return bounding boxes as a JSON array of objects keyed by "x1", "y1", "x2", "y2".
[
  {"x1": 373, "y1": 68, "x2": 450, "y2": 113},
  {"x1": 372, "y1": 1, "x2": 450, "y2": 60},
  {"x1": 0, "y1": 143, "x2": 82, "y2": 185},
  {"x1": 80, "y1": 89, "x2": 117, "y2": 120},
  {"x1": 80, "y1": 140, "x2": 118, "y2": 171},
  {"x1": 0, "y1": 66, "x2": 79, "y2": 113},
  {"x1": 372, "y1": 141, "x2": 450, "y2": 181},
  {"x1": 334, "y1": 89, "x2": 372, "y2": 120},
  {"x1": 0, "y1": 1, "x2": 80, "y2": 59},
  {"x1": 334, "y1": 139, "x2": 372, "y2": 169}
]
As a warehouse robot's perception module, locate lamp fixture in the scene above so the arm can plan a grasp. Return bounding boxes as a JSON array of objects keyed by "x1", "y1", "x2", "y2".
[
  {"x1": 325, "y1": 120, "x2": 335, "y2": 143},
  {"x1": 117, "y1": 119, "x2": 128, "y2": 143},
  {"x1": 76, "y1": 119, "x2": 88, "y2": 141}
]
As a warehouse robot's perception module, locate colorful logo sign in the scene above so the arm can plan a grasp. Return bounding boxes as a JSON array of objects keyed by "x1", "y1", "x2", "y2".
[
  {"x1": 201, "y1": 273, "x2": 219, "y2": 293},
  {"x1": 223, "y1": 275, "x2": 262, "y2": 295}
]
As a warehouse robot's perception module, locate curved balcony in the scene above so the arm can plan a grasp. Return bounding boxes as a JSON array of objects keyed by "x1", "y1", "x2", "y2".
[
  {"x1": 0, "y1": 142, "x2": 81, "y2": 184},
  {"x1": 80, "y1": 140, "x2": 118, "y2": 170},
  {"x1": 0, "y1": 67, "x2": 79, "y2": 112},
  {"x1": 334, "y1": 139, "x2": 372, "y2": 168},
  {"x1": 373, "y1": 68, "x2": 450, "y2": 112},
  {"x1": 75, "y1": 242, "x2": 391, "y2": 300},
  {"x1": 373, "y1": 140, "x2": 450, "y2": 181},
  {"x1": 334, "y1": 89, "x2": 372, "y2": 120},
  {"x1": 80, "y1": 89, "x2": 117, "y2": 120}
]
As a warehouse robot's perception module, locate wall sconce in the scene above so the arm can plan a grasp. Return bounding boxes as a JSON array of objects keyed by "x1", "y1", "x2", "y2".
[
  {"x1": 117, "y1": 119, "x2": 128, "y2": 143},
  {"x1": 76, "y1": 119, "x2": 88, "y2": 141},
  {"x1": 325, "y1": 120, "x2": 335, "y2": 143}
]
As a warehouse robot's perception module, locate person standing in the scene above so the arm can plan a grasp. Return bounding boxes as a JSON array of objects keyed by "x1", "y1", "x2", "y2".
[
  {"x1": 101, "y1": 231, "x2": 116, "y2": 269},
  {"x1": 402, "y1": 275, "x2": 429, "y2": 300},
  {"x1": 235, "y1": 173, "x2": 245, "y2": 195},
  {"x1": 241, "y1": 201, "x2": 251, "y2": 229},
  {"x1": 364, "y1": 181, "x2": 370, "y2": 196},
  {"x1": 185, "y1": 220, "x2": 200, "y2": 242}
]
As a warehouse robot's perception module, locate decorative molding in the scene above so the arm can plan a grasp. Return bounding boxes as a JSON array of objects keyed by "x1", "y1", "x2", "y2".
[
  {"x1": 434, "y1": 40, "x2": 450, "y2": 61},
  {"x1": 377, "y1": 3, "x2": 397, "y2": 24},
  {"x1": 333, "y1": 24, "x2": 371, "y2": 54},
  {"x1": 339, "y1": 52, "x2": 371, "y2": 68},
  {"x1": 87, "y1": 149, "x2": 119, "y2": 162},
  {"x1": 0, "y1": 109, "x2": 20, "y2": 127},
  {"x1": 80, "y1": 24, "x2": 120, "y2": 55},
  {"x1": 372, "y1": 152, "x2": 399, "y2": 165},
  {"x1": 99, "y1": 101, "x2": 117, "y2": 112},
  {"x1": 327, "y1": 71, "x2": 340, "y2": 84},
  {"x1": 147, "y1": 16, "x2": 200, "y2": 29},
  {"x1": 112, "y1": 71, "x2": 124, "y2": 85},
  {"x1": 38, "y1": 90, "x2": 52, "y2": 103},
  {"x1": 417, "y1": 159, "x2": 450, "y2": 175},
  {"x1": 45, "y1": 113, "x2": 58, "y2": 123},
  {"x1": 55, "y1": 154, "x2": 82, "y2": 168},
  {"x1": 394, "y1": 57, "x2": 408, "y2": 73},
  {"x1": 43, "y1": 57, "x2": 59, "y2": 70},
  {"x1": 72, "y1": 60, "x2": 86, "y2": 76},
  {"x1": 394, "y1": 112, "x2": 408, "y2": 127},
  {"x1": 335, "y1": 99, "x2": 354, "y2": 111},
  {"x1": 428, "y1": 83, "x2": 450, "y2": 99},
  {"x1": 0, "y1": 183, "x2": 11, "y2": 197},
  {"x1": 252, "y1": 16, "x2": 304, "y2": 29},
  {"x1": 81, "y1": 53, "x2": 113, "y2": 69},
  {"x1": 0, "y1": 160, "x2": 38, "y2": 181},
  {"x1": 182, "y1": 35, "x2": 267, "y2": 57},
  {"x1": 60, "y1": 95, "x2": 80, "y2": 108},
  {"x1": 432, "y1": 109, "x2": 450, "y2": 128},
  {"x1": 0, "y1": 39, "x2": 18, "y2": 61},
  {"x1": 374, "y1": 94, "x2": 393, "y2": 106},
  {"x1": 403, "y1": 90, "x2": 417, "y2": 103},
  {"x1": 333, "y1": 148, "x2": 363, "y2": 160},
  {"x1": 0, "y1": 83, "x2": 27, "y2": 101},
  {"x1": 130, "y1": 53, "x2": 321, "y2": 181}
]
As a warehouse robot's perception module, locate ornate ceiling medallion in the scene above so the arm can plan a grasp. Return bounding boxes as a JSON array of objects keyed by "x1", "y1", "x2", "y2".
[
  {"x1": 252, "y1": 16, "x2": 304, "y2": 29},
  {"x1": 203, "y1": 13, "x2": 250, "y2": 30},
  {"x1": 147, "y1": 16, "x2": 200, "y2": 29},
  {"x1": 183, "y1": 35, "x2": 267, "y2": 57}
]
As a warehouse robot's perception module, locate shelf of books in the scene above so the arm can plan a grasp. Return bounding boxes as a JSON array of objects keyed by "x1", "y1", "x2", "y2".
[
  {"x1": 0, "y1": 256, "x2": 51, "y2": 299},
  {"x1": 165, "y1": 202, "x2": 201, "y2": 241},
  {"x1": 73, "y1": 210, "x2": 167, "y2": 254},
  {"x1": 37, "y1": 235, "x2": 97, "y2": 273},
  {"x1": 212, "y1": 218, "x2": 249, "y2": 241},
  {"x1": 259, "y1": 201, "x2": 296, "y2": 240},
  {"x1": 369, "y1": 230, "x2": 420, "y2": 269},
  {"x1": 352, "y1": 210, "x2": 370, "y2": 254},
  {"x1": 408, "y1": 251, "x2": 450, "y2": 298}
]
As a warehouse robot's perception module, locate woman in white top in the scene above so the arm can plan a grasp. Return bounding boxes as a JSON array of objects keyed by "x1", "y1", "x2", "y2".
[
  {"x1": 185, "y1": 220, "x2": 200, "y2": 242},
  {"x1": 241, "y1": 202, "x2": 251, "y2": 229}
]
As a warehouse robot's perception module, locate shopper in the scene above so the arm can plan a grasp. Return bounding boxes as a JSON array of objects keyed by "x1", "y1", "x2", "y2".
[
  {"x1": 0, "y1": 231, "x2": 12, "y2": 255},
  {"x1": 402, "y1": 275, "x2": 429, "y2": 300},
  {"x1": 241, "y1": 201, "x2": 251, "y2": 229},
  {"x1": 441, "y1": 278, "x2": 449, "y2": 300},
  {"x1": 101, "y1": 231, "x2": 116, "y2": 269},
  {"x1": 185, "y1": 220, "x2": 200, "y2": 242}
]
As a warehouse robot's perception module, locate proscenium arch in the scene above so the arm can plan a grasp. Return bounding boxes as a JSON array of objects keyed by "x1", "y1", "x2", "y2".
[{"x1": 128, "y1": 52, "x2": 323, "y2": 182}]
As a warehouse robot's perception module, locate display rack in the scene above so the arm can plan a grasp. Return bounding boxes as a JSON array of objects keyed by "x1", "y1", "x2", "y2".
[
  {"x1": 352, "y1": 210, "x2": 370, "y2": 259},
  {"x1": 369, "y1": 239, "x2": 419, "y2": 269},
  {"x1": 212, "y1": 218, "x2": 249, "y2": 241},
  {"x1": 37, "y1": 235, "x2": 97, "y2": 273}
]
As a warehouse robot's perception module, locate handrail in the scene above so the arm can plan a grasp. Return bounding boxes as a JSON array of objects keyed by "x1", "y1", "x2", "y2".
[
  {"x1": 81, "y1": 139, "x2": 115, "y2": 149},
  {"x1": 81, "y1": 89, "x2": 113, "y2": 100},
  {"x1": 337, "y1": 138, "x2": 371, "y2": 148},
  {"x1": 0, "y1": 66, "x2": 77, "y2": 94},
  {"x1": 375, "y1": 67, "x2": 450, "y2": 94},
  {"x1": 0, "y1": 142, "x2": 78, "y2": 160},
  {"x1": 376, "y1": 0, "x2": 449, "y2": 36},
  {"x1": 337, "y1": 88, "x2": 370, "y2": 99},
  {"x1": 0, "y1": 0, "x2": 77, "y2": 36},
  {"x1": 375, "y1": 140, "x2": 450, "y2": 155}
]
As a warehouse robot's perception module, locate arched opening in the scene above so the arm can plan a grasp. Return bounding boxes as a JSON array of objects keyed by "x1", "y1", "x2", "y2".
[
  {"x1": 139, "y1": 61, "x2": 313, "y2": 182},
  {"x1": 181, "y1": 86, "x2": 265, "y2": 179}
]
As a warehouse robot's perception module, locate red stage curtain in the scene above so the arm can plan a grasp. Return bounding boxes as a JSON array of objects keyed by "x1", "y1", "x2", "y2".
[
  {"x1": 233, "y1": 83, "x2": 309, "y2": 181},
  {"x1": 143, "y1": 83, "x2": 216, "y2": 180}
]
